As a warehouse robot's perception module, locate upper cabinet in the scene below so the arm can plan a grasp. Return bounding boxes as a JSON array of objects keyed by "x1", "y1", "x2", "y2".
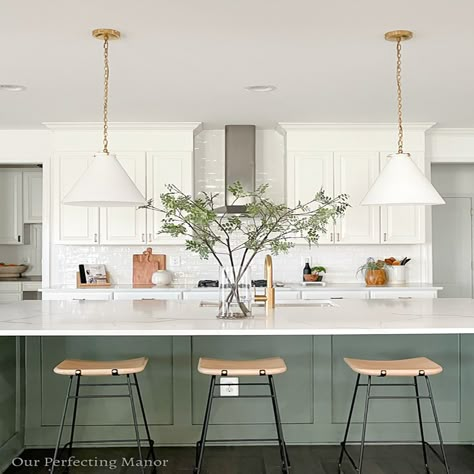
[
  {"x1": 52, "y1": 153, "x2": 99, "y2": 244},
  {"x1": 334, "y1": 152, "x2": 380, "y2": 244},
  {"x1": 0, "y1": 171, "x2": 23, "y2": 244},
  {"x1": 282, "y1": 123, "x2": 433, "y2": 245},
  {"x1": 380, "y1": 152, "x2": 425, "y2": 244},
  {"x1": 99, "y1": 153, "x2": 147, "y2": 245},
  {"x1": 23, "y1": 170, "x2": 43, "y2": 224},
  {"x1": 147, "y1": 151, "x2": 194, "y2": 245},
  {"x1": 287, "y1": 152, "x2": 333, "y2": 243},
  {"x1": 48, "y1": 122, "x2": 200, "y2": 245}
]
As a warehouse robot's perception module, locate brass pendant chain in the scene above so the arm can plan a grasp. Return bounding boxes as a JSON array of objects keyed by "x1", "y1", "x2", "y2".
[
  {"x1": 102, "y1": 36, "x2": 110, "y2": 154},
  {"x1": 396, "y1": 38, "x2": 404, "y2": 154}
]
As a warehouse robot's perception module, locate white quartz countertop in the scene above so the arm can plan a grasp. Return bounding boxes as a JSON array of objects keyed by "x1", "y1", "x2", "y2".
[
  {"x1": 40, "y1": 283, "x2": 442, "y2": 292},
  {"x1": 0, "y1": 298, "x2": 471, "y2": 336}
]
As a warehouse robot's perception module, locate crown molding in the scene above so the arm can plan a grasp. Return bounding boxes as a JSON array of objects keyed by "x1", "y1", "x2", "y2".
[
  {"x1": 278, "y1": 122, "x2": 437, "y2": 132},
  {"x1": 427, "y1": 127, "x2": 474, "y2": 135},
  {"x1": 42, "y1": 122, "x2": 203, "y2": 134}
]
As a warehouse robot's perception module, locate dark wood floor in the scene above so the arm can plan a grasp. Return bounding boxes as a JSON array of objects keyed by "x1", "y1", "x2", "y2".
[{"x1": 5, "y1": 445, "x2": 473, "y2": 473}]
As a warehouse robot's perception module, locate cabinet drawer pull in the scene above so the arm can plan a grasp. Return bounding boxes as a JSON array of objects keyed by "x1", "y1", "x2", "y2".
[
  {"x1": 73, "y1": 298, "x2": 86, "y2": 301},
  {"x1": 148, "y1": 233, "x2": 152, "y2": 242},
  {"x1": 330, "y1": 297, "x2": 344, "y2": 300},
  {"x1": 336, "y1": 233, "x2": 340, "y2": 242},
  {"x1": 94, "y1": 233, "x2": 98, "y2": 243},
  {"x1": 141, "y1": 298, "x2": 157, "y2": 300},
  {"x1": 398, "y1": 296, "x2": 412, "y2": 299},
  {"x1": 383, "y1": 232, "x2": 387, "y2": 242},
  {"x1": 141, "y1": 233, "x2": 145, "y2": 242},
  {"x1": 17, "y1": 235, "x2": 21, "y2": 243},
  {"x1": 330, "y1": 233, "x2": 334, "y2": 242}
]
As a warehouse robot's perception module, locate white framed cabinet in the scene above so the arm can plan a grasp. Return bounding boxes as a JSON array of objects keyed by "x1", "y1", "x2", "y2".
[
  {"x1": 23, "y1": 170, "x2": 43, "y2": 224},
  {"x1": 334, "y1": 152, "x2": 380, "y2": 244},
  {"x1": 52, "y1": 152, "x2": 99, "y2": 244},
  {"x1": 146, "y1": 151, "x2": 194, "y2": 245},
  {"x1": 99, "y1": 152, "x2": 148, "y2": 245},
  {"x1": 0, "y1": 170, "x2": 23, "y2": 244},
  {"x1": 287, "y1": 152, "x2": 333, "y2": 244},
  {"x1": 380, "y1": 152, "x2": 425, "y2": 244}
]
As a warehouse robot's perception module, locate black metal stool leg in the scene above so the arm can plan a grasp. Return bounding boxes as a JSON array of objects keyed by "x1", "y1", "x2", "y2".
[
  {"x1": 268, "y1": 375, "x2": 290, "y2": 473},
  {"x1": 338, "y1": 374, "x2": 361, "y2": 471},
  {"x1": 358, "y1": 375, "x2": 372, "y2": 474},
  {"x1": 50, "y1": 376, "x2": 73, "y2": 474},
  {"x1": 127, "y1": 374, "x2": 145, "y2": 474},
  {"x1": 65, "y1": 374, "x2": 81, "y2": 464},
  {"x1": 425, "y1": 376, "x2": 450, "y2": 474},
  {"x1": 133, "y1": 373, "x2": 156, "y2": 465},
  {"x1": 194, "y1": 376, "x2": 216, "y2": 474},
  {"x1": 414, "y1": 376, "x2": 430, "y2": 473}
]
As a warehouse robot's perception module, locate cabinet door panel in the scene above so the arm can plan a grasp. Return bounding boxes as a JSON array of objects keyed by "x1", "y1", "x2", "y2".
[
  {"x1": 287, "y1": 152, "x2": 334, "y2": 244},
  {"x1": 23, "y1": 170, "x2": 43, "y2": 224},
  {"x1": 0, "y1": 171, "x2": 22, "y2": 244},
  {"x1": 334, "y1": 152, "x2": 380, "y2": 244},
  {"x1": 53, "y1": 153, "x2": 99, "y2": 244},
  {"x1": 99, "y1": 152, "x2": 147, "y2": 245},
  {"x1": 146, "y1": 152, "x2": 193, "y2": 245},
  {"x1": 380, "y1": 152, "x2": 425, "y2": 244}
]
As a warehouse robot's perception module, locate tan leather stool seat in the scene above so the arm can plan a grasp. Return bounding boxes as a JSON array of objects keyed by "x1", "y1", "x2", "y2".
[
  {"x1": 344, "y1": 357, "x2": 443, "y2": 377},
  {"x1": 54, "y1": 357, "x2": 148, "y2": 376},
  {"x1": 198, "y1": 357, "x2": 287, "y2": 376}
]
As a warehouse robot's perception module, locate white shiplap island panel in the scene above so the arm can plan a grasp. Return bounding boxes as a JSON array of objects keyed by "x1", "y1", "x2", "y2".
[{"x1": 0, "y1": 298, "x2": 473, "y2": 336}]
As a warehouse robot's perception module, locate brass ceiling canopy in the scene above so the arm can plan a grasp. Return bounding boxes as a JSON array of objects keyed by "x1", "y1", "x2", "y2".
[
  {"x1": 92, "y1": 28, "x2": 121, "y2": 41},
  {"x1": 384, "y1": 30, "x2": 413, "y2": 42}
]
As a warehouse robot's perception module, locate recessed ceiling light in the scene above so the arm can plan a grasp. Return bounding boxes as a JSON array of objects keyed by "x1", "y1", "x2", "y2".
[
  {"x1": 0, "y1": 84, "x2": 26, "y2": 92},
  {"x1": 245, "y1": 85, "x2": 277, "y2": 92}
]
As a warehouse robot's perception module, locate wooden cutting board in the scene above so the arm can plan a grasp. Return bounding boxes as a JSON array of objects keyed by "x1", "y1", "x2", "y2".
[{"x1": 133, "y1": 248, "x2": 166, "y2": 285}]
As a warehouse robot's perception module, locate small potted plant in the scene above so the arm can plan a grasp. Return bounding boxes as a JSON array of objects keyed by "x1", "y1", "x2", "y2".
[
  {"x1": 357, "y1": 258, "x2": 387, "y2": 286},
  {"x1": 310, "y1": 266, "x2": 326, "y2": 282}
]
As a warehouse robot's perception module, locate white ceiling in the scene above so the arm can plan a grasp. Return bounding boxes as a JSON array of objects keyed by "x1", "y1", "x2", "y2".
[{"x1": 1, "y1": 0, "x2": 474, "y2": 129}]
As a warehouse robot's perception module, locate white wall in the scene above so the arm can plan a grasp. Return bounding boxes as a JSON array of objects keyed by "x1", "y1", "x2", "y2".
[{"x1": 50, "y1": 129, "x2": 424, "y2": 285}]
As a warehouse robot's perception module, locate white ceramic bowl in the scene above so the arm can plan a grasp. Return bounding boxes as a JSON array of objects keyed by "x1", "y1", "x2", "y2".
[{"x1": 151, "y1": 270, "x2": 173, "y2": 286}]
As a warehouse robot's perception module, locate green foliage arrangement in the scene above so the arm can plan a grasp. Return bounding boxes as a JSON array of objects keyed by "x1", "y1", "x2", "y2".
[{"x1": 141, "y1": 182, "x2": 349, "y2": 316}]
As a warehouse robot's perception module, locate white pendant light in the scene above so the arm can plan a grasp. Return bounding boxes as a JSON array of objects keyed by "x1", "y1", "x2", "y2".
[
  {"x1": 63, "y1": 29, "x2": 146, "y2": 207},
  {"x1": 361, "y1": 30, "x2": 444, "y2": 206}
]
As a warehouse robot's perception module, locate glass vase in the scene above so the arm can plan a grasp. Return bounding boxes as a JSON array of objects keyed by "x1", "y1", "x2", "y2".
[{"x1": 218, "y1": 265, "x2": 253, "y2": 319}]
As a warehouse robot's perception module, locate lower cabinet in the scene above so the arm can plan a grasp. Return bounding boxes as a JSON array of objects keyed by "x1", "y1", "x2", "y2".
[
  {"x1": 369, "y1": 290, "x2": 438, "y2": 299},
  {"x1": 302, "y1": 290, "x2": 370, "y2": 300},
  {"x1": 42, "y1": 291, "x2": 113, "y2": 301},
  {"x1": 113, "y1": 291, "x2": 182, "y2": 300}
]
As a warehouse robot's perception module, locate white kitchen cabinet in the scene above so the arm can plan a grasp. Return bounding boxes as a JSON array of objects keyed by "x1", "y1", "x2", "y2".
[
  {"x1": 23, "y1": 170, "x2": 43, "y2": 224},
  {"x1": 52, "y1": 153, "x2": 99, "y2": 244},
  {"x1": 0, "y1": 293, "x2": 23, "y2": 302},
  {"x1": 146, "y1": 152, "x2": 193, "y2": 245},
  {"x1": 42, "y1": 291, "x2": 113, "y2": 301},
  {"x1": 183, "y1": 291, "x2": 219, "y2": 301},
  {"x1": 334, "y1": 152, "x2": 380, "y2": 244},
  {"x1": 287, "y1": 152, "x2": 334, "y2": 244},
  {"x1": 369, "y1": 290, "x2": 438, "y2": 299},
  {"x1": 0, "y1": 282, "x2": 22, "y2": 302},
  {"x1": 380, "y1": 152, "x2": 425, "y2": 244},
  {"x1": 0, "y1": 171, "x2": 23, "y2": 244},
  {"x1": 99, "y1": 153, "x2": 147, "y2": 245},
  {"x1": 302, "y1": 290, "x2": 369, "y2": 300},
  {"x1": 113, "y1": 291, "x2": 182, "y2": 300}
]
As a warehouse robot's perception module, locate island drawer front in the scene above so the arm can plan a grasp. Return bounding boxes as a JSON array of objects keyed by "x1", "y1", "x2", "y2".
[
  {"x1": 22, "y1": 282, "x2": 42, "y2": 292},
  {"x1": 42, "y1": 291, "x2": 113, "y2": 301},
  {"x1": 0, "y1": 282, "x2": 22, "y2": 292},
  {"x1": 275, "y1": 291, "x2": 300, "y2": 300},
  {"x1": 302, "y1": 290, "x2": 369, "y2": 300},
  {"x1": 183, "y1": 291, "x2": 218, "y2": 301},
  {"x1": 0, "y1": 292, "x2": 22, "y2": 302},
  {"x1": 114, "y1": 291, "x2": 182, "y2": 301},
  {"x1": 370, "y1": 290, "x2": 438, "y2": 299}
]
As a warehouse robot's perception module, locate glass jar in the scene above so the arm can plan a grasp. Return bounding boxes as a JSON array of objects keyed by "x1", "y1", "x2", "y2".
[{"x1": 218, "y1": 265, "x2": 253, "y2": 319}]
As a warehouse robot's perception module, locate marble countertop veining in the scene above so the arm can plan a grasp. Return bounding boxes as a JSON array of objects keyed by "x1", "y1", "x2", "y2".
[
  {"x1": 0, "y1": 298, "x2": 471, "y2": 336},
  {"x1": 40, "y1": 283, "x2": 442, "y2": 292}
]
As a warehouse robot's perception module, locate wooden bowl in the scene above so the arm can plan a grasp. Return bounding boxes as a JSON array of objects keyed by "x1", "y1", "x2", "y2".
[
  {"x1": 365, "y1": 269, "x2": 387, "y2": 286},
  {"x1": 303, "y1": 274, "x2": 319, "y2": 282},
  {"x1": 0, "y1": 265, "x2": 28, "y2": 278}
]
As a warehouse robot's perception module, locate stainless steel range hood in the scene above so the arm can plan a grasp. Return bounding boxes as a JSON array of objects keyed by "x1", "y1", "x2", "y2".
[{"x1": 215, "y1": 125, "x2": 256, "y2": 214}]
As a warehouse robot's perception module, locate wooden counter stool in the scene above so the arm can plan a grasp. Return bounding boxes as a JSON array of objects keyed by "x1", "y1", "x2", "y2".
[
  {"x1": 194, "y1": 357, "x2": 290, "y2": 474},
  {"x1": 338, "y1": 357, "x2": 449, "y2": 474},
  {"x1": 51, "y1": 357, "x2": 156, "y2": 474}
]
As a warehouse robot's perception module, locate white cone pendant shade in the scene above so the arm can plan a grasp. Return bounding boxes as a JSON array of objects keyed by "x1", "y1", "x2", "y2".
[
  {"x1": 63, "y1": 153, "x2": 146, "y2": 207},
  {"x1": 361, "y1": 153, "x2": 445, "y2": 206}
]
